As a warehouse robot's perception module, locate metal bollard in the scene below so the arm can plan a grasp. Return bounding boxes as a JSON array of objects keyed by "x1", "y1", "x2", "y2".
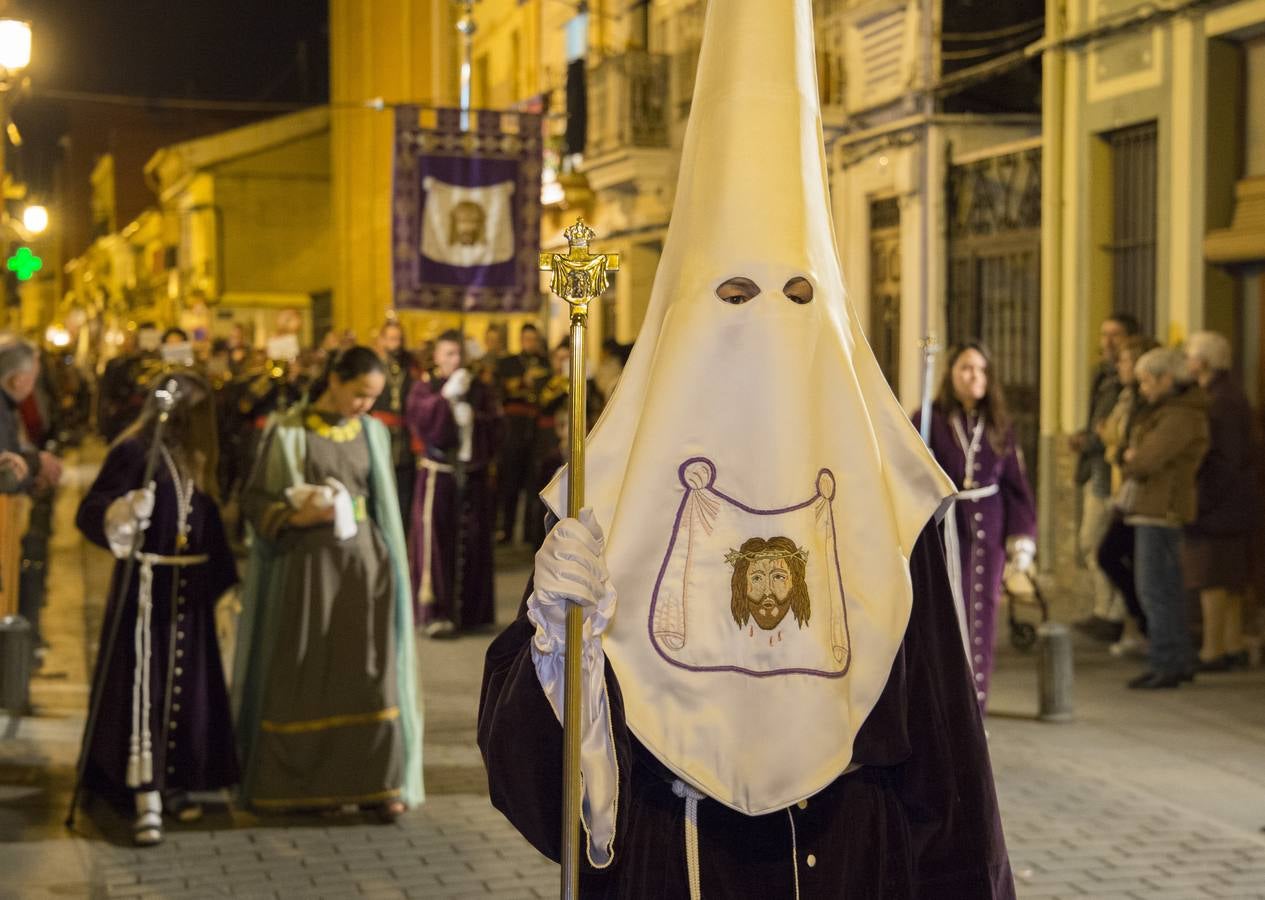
[
  {"x1": 0, "y1": 614, "x2": 32, "y2": 716},
  {"x1": 1037, "y1": 622, "x2": 1074, "y2": 722}
]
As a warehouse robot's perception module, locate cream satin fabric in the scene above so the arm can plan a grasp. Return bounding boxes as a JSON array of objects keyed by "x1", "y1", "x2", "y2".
[{"x1": 542, "y1": 0, "x2": 953, "y2": 821}]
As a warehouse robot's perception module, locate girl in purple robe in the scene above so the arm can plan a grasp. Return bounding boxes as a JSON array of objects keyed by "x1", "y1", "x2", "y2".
[
  {"x1": 75, "y1": 371, "x2": 239, "y2": 846},
  {"x1": 914, "y1": 342, "x2": 1037, "y2": 709}
]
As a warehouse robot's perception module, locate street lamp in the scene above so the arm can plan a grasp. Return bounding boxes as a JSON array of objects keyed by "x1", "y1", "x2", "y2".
[
  {"x1": 22, "y1": 203, "x2": 46, "y2": 234},
  {"x1": 0, "y1": 19, "x2": 31, "y2": 76},
  {"x1": 0, "y1": 18, "x2": 31, "y2": 328}
]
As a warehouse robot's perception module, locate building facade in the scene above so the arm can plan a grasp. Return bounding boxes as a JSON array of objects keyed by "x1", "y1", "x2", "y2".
[
  {"x1": 1039, "y1": 0, "x2": 1265, "y2": 597},
  {"x1": 65, "y1": 108, "x2": 332, "y2": 356}
]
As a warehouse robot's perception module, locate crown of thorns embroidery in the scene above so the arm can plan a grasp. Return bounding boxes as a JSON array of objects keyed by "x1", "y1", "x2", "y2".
[{"x1": 724, "y1": 545, "x2": 809, "y2": 567}]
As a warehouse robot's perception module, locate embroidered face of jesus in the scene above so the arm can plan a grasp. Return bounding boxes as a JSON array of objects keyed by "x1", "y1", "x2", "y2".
[
  {"x1": 727, "y1": 536, "x2": 811, "y2": 631},
  {"x1": 449, "y1": 201, "x2": 486, "y2": 246}
]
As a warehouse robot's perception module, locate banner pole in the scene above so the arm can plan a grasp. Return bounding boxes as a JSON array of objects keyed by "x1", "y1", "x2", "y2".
[
  {"x1": 919, "y1": 333, "x2": 939, "y2": 444},
  {"x1": 456, "y1": 2, "x2": 476, "y2": 133},
  {"x1": 540, "y1": 220, "x2": 619, "y2": 899}
]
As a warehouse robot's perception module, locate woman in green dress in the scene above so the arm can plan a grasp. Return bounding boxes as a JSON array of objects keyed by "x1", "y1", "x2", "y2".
[{"x1": 234, "y1": 346, "x2": 423, "y2": 819}]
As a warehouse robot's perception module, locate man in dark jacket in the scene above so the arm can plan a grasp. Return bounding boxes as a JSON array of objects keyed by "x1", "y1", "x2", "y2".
[
  {"x1": 1072, "y1": 312, "x2": 1140, "y2": 641},
  {"x1": 1183, "y1": 331, "x2": 1261, "y2": 671},
  {"x1": 0, "y1": 340, "x2": 63, "y2": 659}
]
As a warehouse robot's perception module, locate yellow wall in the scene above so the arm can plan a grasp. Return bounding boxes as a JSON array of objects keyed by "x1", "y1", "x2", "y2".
[
  {"x1": 216, "y1": 132, "x2": 333, "y2": 296},
  {"x1": 331, "y1": 0, "x2": 462, "y2": 341}
]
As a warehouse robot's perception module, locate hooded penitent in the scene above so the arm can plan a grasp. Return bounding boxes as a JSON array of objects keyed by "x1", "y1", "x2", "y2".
[{"x1": 543, "y1": 0, "x2": 954, "y2": 845}]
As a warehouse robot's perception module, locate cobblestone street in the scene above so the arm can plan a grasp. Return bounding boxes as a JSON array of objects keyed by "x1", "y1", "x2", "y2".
[{"x1": 2, "y1": 449, "x2": 1263, "y2": 899}]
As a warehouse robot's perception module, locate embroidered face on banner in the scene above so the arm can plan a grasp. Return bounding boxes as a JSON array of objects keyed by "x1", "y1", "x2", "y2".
[
  {"x1": 420, "y1": 176, "x2": 515, "y2": 269},
  {"x1": 449, "y1": 201, "x2": 487, "y2": 247},
  {"x1": 650, "y1": 459, "x2": 851, "y2": 676}
]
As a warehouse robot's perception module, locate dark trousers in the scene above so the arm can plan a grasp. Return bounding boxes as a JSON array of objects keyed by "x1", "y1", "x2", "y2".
[
  {"x1": 496, "y1": 415, "x2": 537, "y2": 541},
  {"x1": 1135, "y1": 525, "x2": 1192, "y2": 677},
  {"x1": 1096, "y1": 516, "x2": 1147, "y2": 634},
  {"x1": 18, "y1": 489, "x2": 54, "y2": 646}
]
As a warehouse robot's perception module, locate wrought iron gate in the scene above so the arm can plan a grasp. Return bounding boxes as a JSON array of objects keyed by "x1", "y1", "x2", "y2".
[
  {"x1": 947, "y1": 145, "x2": 1042, "y2": 479},
  {"x1": 1105, "y1": 121, "x2": 1158, "y2": 336},
  {"x1": 869, "y1": 196, "x2": 902, "y2": 389}
]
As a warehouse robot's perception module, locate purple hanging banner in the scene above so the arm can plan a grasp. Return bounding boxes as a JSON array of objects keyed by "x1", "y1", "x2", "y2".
[{"x1": 393, "y1": 107, "x2": 543, "y2": 312}]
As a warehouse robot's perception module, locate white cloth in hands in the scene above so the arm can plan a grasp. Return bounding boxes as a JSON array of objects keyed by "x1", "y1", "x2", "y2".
[
  {"x1": 526, "y1": 508, "x2": 618, "y2": 868},
  {"x1": 285, "y1": 478, "x2": 358, "y2": 541}
]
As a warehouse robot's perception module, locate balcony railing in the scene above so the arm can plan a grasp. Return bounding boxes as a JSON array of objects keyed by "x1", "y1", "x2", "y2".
[{"x1": 587, "y1": 51, "x2": 670, "y2": 159}]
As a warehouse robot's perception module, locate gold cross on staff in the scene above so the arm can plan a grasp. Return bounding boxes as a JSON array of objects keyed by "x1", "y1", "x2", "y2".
[{"x1": 539, "y1": 218, "x2": 620, "y2": 317}]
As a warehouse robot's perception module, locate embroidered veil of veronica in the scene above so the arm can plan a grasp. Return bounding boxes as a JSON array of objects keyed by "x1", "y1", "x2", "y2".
[{"x1": 542, "y1": 0, "x2": 954, "y2": 817}]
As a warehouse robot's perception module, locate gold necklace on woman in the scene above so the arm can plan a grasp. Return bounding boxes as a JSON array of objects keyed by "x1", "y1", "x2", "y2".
[{"x1": 305, "y1": 412, "x2": 363, "y2": 443}]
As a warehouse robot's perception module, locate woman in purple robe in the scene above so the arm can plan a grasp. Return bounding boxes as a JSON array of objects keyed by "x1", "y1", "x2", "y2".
[
  {"x1": 406, "y1": 329, "x2": 499, "y2": 637},
  {"x1": 75, "y1": 371, "x2": 238, "y2": 846},
  {"x1": 913, "y1": 343, "x2": 1037, "y2": 709}
]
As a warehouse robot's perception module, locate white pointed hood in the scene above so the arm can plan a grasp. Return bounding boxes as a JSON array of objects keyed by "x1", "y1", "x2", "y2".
[{"x1": 545, "y1": 0, "x2": 953, "y2": 815}]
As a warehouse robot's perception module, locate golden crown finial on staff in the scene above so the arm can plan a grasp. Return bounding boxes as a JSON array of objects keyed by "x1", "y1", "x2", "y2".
[
  {"x1": 538, "y1": 217, "x2": 619, "y2": 899},
  {"x1": 540, "y1": 218, "x2": 620, "y2": 316}
]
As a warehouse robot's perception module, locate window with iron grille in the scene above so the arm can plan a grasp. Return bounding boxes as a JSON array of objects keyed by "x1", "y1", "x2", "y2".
[{"x1": 1105, "y1": 121, "x2": 1158, "y2": 335}]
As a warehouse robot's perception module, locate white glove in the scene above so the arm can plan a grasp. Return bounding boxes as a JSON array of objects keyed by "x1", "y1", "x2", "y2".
[
  {"x1": 104, "y1": 486, "x2": 156, "y2": 559},
  {"x1": 1004, "y1": 536, "x2": 1037, "y2": 594},
  {"x1": 440, "y1": 367, "x2": 472, "y2": 401},
  {"x1": 527, "y1": 508, "x2": 618, "y2": 868},
  {"x1": 130, "y1": 486, "x2": 156, "y2": 522},
  {"x1": 530, "y1": 509, "x2": 616, "y2": 640},
  {"x1": 1007, "y1": 535, "x2": 1036, "y2": 573}
]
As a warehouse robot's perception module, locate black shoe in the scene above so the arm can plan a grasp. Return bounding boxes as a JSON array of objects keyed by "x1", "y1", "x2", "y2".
[
  {"x1": 1224, "y1": 651, "x2": 1250, "y2": 670},
  {"x1": 1197, "y1": 656, "x2": 1231, "y2": 673},
  {"x1": 1127, "y1": 671, "x2": 1158, "y2": 688},
  {"x1": 1136, "y1": 672, "x2": 1182, "y2": 689}
]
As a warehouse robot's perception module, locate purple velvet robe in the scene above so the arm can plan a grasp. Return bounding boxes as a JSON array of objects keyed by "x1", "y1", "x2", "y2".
[
  {"x1": 405, "y1": 375, "x2": 499, "y2": 629},
  {"x1": 913, "y1": 409, "x2": 1037, "y2": 706},
  {"x1": 478, "y1": 522, "x2": 1015, "y2": 898},
  {"x1": 75, "y1": 438, "x2": 239, "y2": 806}
]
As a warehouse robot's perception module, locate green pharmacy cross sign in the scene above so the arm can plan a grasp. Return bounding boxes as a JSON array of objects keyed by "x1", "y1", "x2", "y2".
[{"x1": 7, "y1": 247, "x2": 43, "y2": 281}]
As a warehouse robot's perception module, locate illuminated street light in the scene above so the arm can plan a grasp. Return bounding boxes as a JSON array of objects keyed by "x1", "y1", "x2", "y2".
[
  {"x1": 44, "y1": 322, "x2": 70, "y2": 348},
  {"x1": 0, "y1": 19, "x2": 31, "y2": 75},
  {"x1": 22, "y1": 203, "x2": 47, "y2": 234},
  {"x1": 0, "y1": 19, "x2": 31, "y2": 324}
]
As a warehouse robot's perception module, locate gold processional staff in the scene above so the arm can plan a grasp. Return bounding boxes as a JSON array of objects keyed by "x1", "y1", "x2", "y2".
[{"x1": 539, "y1": 219, "x2": 619, "y2": 899}]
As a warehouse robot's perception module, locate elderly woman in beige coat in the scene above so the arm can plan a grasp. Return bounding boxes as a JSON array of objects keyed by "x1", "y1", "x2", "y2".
[
  {"x1": 1183, "y1": 332, "x2": 1261, "y2": 672},
  {"x1": 1120, "y1": 347, "x2": 1209, "y2": 689}
]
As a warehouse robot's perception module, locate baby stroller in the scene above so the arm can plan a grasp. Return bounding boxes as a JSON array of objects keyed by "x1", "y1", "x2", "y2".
[{"x1": 1004, "y1": 569, "x2": 1049, "y2": 651}]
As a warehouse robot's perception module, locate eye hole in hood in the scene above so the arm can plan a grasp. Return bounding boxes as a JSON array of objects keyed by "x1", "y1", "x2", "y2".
[
  {"x1": 783, "y1": 276, "x2": 814, "y2": 304},
  {"x1": 715, "y1": 276, "x2": 761, "y2": 305}
]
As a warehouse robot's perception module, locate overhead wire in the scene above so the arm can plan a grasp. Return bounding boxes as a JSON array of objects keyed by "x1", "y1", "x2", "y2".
[
  {"x1": 28, "y1": 87, "x2": 566, "y2": 118},
  {"x1": 941, "y1": 26, "x2": 1044, "y2": 61},
  {"x1": 941, "y1": 17, "x2": 1045, "y2": 41}
]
